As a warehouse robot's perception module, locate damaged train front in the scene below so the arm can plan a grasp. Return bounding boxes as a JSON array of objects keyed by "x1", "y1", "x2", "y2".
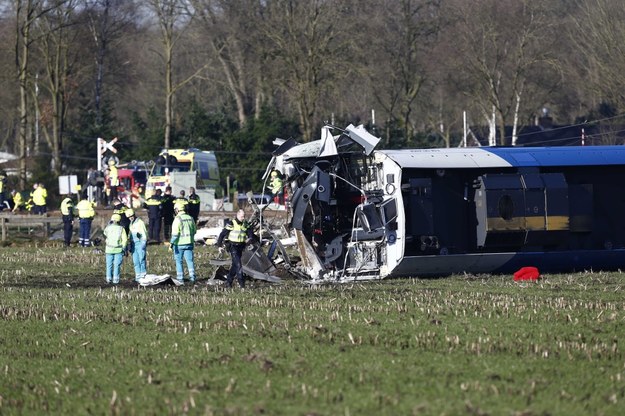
[{"x1": 268, "y1": 124, "x2": 405, "y2": 283}]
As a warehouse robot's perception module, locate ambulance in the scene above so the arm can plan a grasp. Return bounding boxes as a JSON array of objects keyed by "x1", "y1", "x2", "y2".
[{"x1": 145, "y1": 149, "x2": 220, "y2": 198}]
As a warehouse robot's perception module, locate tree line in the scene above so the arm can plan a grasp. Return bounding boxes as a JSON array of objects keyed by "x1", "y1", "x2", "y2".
[{"x1": 1, "y1": 0, "x2": 624, "y2": 193}]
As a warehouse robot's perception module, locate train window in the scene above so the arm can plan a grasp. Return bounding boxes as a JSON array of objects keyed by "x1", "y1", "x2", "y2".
[
  {"x1": 498, "y1": 194, "x2": 514, "y2": 220},
  {"x1": 196, "y1": 161, "x2": 209, "y2": 179}
]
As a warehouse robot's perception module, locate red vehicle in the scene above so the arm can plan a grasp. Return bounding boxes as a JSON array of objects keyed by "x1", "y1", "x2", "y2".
[{"x1": 109, "y1": 167, "x2": 148, "y2": 208}]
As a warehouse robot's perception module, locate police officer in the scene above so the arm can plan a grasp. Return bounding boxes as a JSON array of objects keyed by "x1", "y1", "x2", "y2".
[
  {"x1": 127, "y1": 209, "x2": 148, "y2": 282},
  {"x1": 161, "y1": 186, "x2": 175, "y2": 241},
  {"x1": 169, "y1": 202, "x2": 197, "y2": 283},
  {"x1": 144, "y1": 188, "x2": 162, "y2": 243},
  {"x1": 216, "y1": 209, "x2": 255, "y2": 288},
  {"x1": 104, "y1": 213, "x2": 127, "y2": 285},
  {"x1": 60, "y1": 194, "x2": 75, "y2": 247},
  {"x1": 174, "y1": 190, "x2": 189, "y2": 211},
  {"x1": 187, "y1": 187, "x2": 200, "y2": 223},
  {"x1": 76, "y1": 195, "x2": 96, "y2": 247}
]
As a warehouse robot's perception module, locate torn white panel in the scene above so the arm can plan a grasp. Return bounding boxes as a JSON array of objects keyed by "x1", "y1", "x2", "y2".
[
  {"x1": 346, "y1": 124, "x2": 380, "y2": 155},
  {"x1": 318, "y1": 126, "x2": 338, "y2": 157}
]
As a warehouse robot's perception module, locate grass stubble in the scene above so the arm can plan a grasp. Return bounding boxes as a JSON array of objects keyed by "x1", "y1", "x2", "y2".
[{"x1": 0, "y1": 244, "x2": 624, "y2": 415}]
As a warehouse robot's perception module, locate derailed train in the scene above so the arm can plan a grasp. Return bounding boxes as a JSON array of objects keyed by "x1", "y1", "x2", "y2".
[{"x1": 263, "y1": 124, "x2": 625, "y2": 282}]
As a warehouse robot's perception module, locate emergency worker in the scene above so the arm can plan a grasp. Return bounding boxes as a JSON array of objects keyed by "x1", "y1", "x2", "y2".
[
  {"x1": 104, "y1": 213, "x2": 127, "y2": 285},
  {"x1": 32, "y1": 183, "x2": 48, "y2": 215},
  {"x1": 127, "y1": 209, "x2": 148, "y2": 281},
  {"x1": 174, "y1": 190, "x2": 189, "y2": 211},
  {"x1": 108, "y1": 159, "x2": 119, "y2": 201},
  {"x1": 144, "y1": 188, "x2": 162, "y2": 243},
  {"x1": 187, "y1": 187, "x2": 200, "y2": 223},
  {"x1": 216, "y1": 209, "x2": 255, "y2": 288},
  {"x1": 268, "y1": 170, "x2": 284, "y2": 205},
  {"x1": 161, "y1": 186, "x2": 175, "y2": 241},
  {"x1": 169, "y1": 203, "x2": 197, "y2": 283},
  {"x1": 60, "y1": 194, "x2": 75, "y2": 247},
  {"x1": 112, "y1": 198, "x2": 130, "y2": 235},
  {"x1": 76, "y1": 196, "x2": 96, "y2": 246},
  {"x1": 0, "y1": 172, "x2": 6, "y2": 210},
  {"x1": 11, "y1": 190, "x2": 24, "y2": 213}
]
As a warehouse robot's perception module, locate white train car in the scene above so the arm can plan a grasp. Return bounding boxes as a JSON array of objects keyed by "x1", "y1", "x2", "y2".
[{"x1": 266, "y1": 125, "x2": 625, "y2": 282}]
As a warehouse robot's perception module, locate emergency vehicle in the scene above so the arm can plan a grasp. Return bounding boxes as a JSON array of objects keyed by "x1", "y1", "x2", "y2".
[{"x1": 145, "y1": 149, "x2": 220, "y2": 198}]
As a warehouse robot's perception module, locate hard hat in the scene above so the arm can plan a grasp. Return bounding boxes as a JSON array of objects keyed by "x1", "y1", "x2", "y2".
[
  {"x1": 125, "y1": 208, "x2": 135, "y2": 217},
  {"x1": 271, "y1": 171, "x2": 278, "y2": 177},
  {"x1": 111, "y1": 213, "x2": 122, "y2": 222},
  {"x1": 108, "y1": 159, "x2": 116, "y2": 165}
]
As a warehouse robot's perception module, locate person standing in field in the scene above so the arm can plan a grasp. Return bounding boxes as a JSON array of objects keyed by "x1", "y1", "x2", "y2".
[
  {"x1": 187, "y1": 187, "x2": 200, "y2": 223},
  {"x1": 60, "y1": 194, "x2": 75, "y2": 247},
  {"x1": 76, "y1": 195, "x2": 96, "y2": 247},
  {"x1": 169, "y1": 202, "x2": 197, "y2": 284},
  {"x1": 216, "y1": 209, "x2": 255, "y2": 289},
  {"x1": 32, "y1": 182, "x2": 48, "y2": 215},
  {"x1": 144, "y1": 188, "x2": 162, "y2": 243},
  {"x1": 104, "y1": 213, "x2": 127, "y2": 285},
  {"x1": 161, "y1": 186, "x2": 175, "y2": 242},
  {"x1": 126, "y1": 208, "x2": 148, "y2": 282}
]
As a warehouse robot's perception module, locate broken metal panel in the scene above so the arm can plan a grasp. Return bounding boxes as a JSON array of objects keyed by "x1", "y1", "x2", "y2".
[{"x1": 345, "y1": 124, "x2": 380, "y2": 156}]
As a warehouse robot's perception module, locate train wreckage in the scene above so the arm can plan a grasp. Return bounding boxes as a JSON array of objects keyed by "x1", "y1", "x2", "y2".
[{"x1": 230, "y1": 124, "x2": 625, "y2": 283}]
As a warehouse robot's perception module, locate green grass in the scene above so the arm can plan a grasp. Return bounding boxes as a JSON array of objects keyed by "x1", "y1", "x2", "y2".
[{"x1": 1, "y1": 244, "x2": 624, "y2": 415}]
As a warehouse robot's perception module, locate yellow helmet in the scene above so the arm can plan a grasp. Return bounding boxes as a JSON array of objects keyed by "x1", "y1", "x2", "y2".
[
  {"x1": 174, "y1": 202, "x2": 186, "y2": 213},
  {"x1": 108, "y1": 159, "x2": 116, "y2": 165},
  {"x1": 111, "y1": 213, "x2": 122, "y2": 222},
  {"x1": 271, "y1": 170, "x2": 278, "y2": 177},
  {"x1": 125, "y1": 208, "x2": 135, "y2": 217}
]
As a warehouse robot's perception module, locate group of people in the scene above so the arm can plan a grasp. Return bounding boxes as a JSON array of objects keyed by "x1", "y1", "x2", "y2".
[
  {"x1": 102, "y1": 204, "x2": 255, "y2": 289},
  {"x1": 102, "y1": 197, "x2": 198, "y2": 285},
  {"x1": 3, "y1": 173, "x2": 258, "y2": 289},
  {"x1": 143, "y1": 186, "x2": 201, "y2": 243},
  {"x1": 0, "y1": 181, "x2": 49, "y2": 214}
]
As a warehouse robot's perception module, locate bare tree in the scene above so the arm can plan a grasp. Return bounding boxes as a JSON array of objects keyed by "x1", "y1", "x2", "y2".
[
  {"x1": 189, "y1": 0, "x2": 262, "y2": 127},
  {"x1": 445, "y1": 0, "x2": 562, "y2": 145},
  {"x1": 259, "y1": 0, "x2": 355, "y2": 142},
  {"x1": 34, "y1": 0, "x2": 85, "y2": 176},
  {"x1": 571, "y1": 0, "x2": 625, "y2": 112},
  {"x1": 84, "y1": 0, "x2": 136, "y2": 127},
  {"x1": 366, "y1": 0, "x2": 442, "y2": 146},
  {"x1": 145, "y1": 0, "x2": 209, "y2": 148},
  {"x1": 14, "y1": 0, "x2": 62, "y2": 187}
]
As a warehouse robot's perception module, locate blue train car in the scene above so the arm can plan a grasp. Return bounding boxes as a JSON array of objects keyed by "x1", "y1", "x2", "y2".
[{"x1": 268, "y1": 125, "x2": 625, "y2": 281}]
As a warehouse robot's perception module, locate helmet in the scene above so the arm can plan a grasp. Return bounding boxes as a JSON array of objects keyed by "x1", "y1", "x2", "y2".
[
  {"x1": 111, "y1": 213, "x2": 122, "y2": 222},
  {"x1": 108, "y1": 159, "x2": 116, "y2": 165},
  {"x1": 271, "y1": 171, "x2": 278, "y2": 177},
  {"x1": 174, "y1": 202, "x2": 186, "y2": 213},
  {"x1": 125, "y1": 208, "x2": 135, "y2": 217}
]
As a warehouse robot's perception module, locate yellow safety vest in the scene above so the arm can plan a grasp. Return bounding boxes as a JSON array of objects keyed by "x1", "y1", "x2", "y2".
[{"x1": 226, "y1": 219, "x2": 249, "y2": 243}]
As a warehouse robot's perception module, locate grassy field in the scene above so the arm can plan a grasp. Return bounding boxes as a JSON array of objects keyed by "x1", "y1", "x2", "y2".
[{"x1": 1, "y1": 243, "x2": 624, "y2": 415}]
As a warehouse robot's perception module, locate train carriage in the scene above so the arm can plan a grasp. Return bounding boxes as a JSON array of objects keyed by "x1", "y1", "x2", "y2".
[{"x1": 268, "y1": 125, "x2": 625, "y2": 282}]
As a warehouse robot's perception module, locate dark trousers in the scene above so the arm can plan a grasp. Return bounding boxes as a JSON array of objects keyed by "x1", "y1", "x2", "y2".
[
  {"x1": 79, "y1": 218, "x2": 93, "y2": 246},
  {"x1": 163, "y1": 217, "x2": 173, "y2": 240},
  {"x1": 148, "y1": 216, "x2": 161, "y2": 242},
  {"x1": 62, "y1": 216, "x2": 73, "y2": 246},
  {"x1": 227, "y1": 244, "x2": 245, "y2": 288}
]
